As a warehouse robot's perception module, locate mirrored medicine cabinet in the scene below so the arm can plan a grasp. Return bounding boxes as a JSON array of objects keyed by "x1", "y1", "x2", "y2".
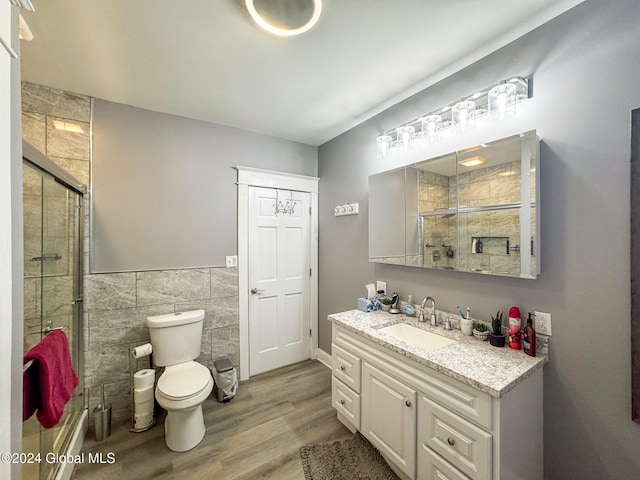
[{"x1": 369, "y1": 130, "x2": 540, "y2": 278}]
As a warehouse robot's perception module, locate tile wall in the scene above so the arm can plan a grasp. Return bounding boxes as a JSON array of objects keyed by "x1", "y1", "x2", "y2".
[
  {"x1": 419, "y1": 162, "x2": 530, "y2": 275},
  {"x1": 84, "y1": 268, "x2": 239, "y2": 422},
  {"x1": 21, "y1": 82, "x2": 240, "y2": 423},
  {"x1": 419, "y1": 170, "x2": 456, "y2": 270},
  {"x1": 21, "y1": 82, "x2": 91, "y2": 354}
]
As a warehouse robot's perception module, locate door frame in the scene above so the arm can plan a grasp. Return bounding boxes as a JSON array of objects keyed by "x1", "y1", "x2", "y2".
[{"x1": 236, "y1": 166, "x2": 319, "y2": 381}]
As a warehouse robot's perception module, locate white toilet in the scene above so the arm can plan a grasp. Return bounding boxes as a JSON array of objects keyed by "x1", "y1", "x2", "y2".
[{"x1": 146, "y1": 309, "x2": 214, "y2": 452}]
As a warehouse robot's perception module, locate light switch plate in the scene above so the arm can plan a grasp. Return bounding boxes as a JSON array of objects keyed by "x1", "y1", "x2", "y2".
[
  {"x1": 376, "y1": 280, "x2": 387, "y2": 295},
  {"x1": 535, "y1": 311, "x2": 552, "y2": 336},
  {"x1": 226, "y1": 255, "x2": 238, "y2": 268}
]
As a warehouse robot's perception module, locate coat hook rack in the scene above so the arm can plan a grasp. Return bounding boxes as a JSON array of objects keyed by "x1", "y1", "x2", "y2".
[{"x1": 334, "y1": 203, "x2": 359, "y2": 217}]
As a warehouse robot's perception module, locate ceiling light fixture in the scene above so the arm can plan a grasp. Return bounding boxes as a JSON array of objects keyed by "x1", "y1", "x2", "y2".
[
  {"x1": 245, "y1": 0, "x2": 322, "y2": 37},
  {"x1": 459, "y1": 156, "x2": 486, "y2": 167},
  {"x1": 19, "y1": 14, "x2": 33, "y2": 41},
  {"x1": 376, "y1": 76, "x2": 530, "y2": 158},
  {"x1": 53, "y1": 120, "x2": 84, "y2": 134}
]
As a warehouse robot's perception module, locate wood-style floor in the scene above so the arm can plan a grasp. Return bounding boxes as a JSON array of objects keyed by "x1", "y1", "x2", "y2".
[{"x1": 71, "y1": 360, "x2": 352, "y2": 480}]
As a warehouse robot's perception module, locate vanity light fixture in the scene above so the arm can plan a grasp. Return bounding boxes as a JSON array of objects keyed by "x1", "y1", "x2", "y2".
[
  {"x1": 245, "y1": 0, "x2": 322, "y2": 37},
  {"x1": 375, "y1": 76, "x2": 531, "y2": 158},
  {"x1": 397, "y1": 125, "x2": 415, "y2": 151},
  {"x1": 376, "y1": 134, "x2": 393, "y2": 158},
  {"x1": 420, "y1": 115, "x2": 442, "y2": 143},
  {"x1": 489, "y1": 83, "x2": 517, "y2": 120},
  {"x1": 452, "y1": 100, "x2": 476, "y2": 133}
]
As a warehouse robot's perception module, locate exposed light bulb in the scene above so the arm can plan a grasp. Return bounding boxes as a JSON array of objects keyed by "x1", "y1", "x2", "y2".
[
  {"x1": 376, "y1": 134, "x2": 392, "y2": 158},
  {"x1": 421, "y1": 115, "x2": 442, "y2": 143},
  {"x1": 489, "y1": 83, "x2": 517, "y2": 120},
  {"x1": 396, "y1": 126, "x2": 415, "y2": 151},
  {"x1": 452, "y1": 101, "x2": 475, "y2": 133}
]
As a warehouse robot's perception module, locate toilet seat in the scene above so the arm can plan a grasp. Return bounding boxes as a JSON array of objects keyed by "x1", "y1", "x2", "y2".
[{"x1": 156, "y1": 361, "x2": 212, "y2": 406}]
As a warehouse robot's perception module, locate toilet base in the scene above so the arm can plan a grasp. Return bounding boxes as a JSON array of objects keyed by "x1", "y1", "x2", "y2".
[{"x1": 164, "y1": 405, "x2": 206, "y2": 452}]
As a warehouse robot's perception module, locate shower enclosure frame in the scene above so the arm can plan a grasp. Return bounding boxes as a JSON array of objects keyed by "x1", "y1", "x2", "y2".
[{"x1": 22, "y1": 141, "x2": 88, "y2": 480}]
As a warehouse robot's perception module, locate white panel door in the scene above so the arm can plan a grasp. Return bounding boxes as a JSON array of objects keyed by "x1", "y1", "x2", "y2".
[{"x1": 248, "y1": 186, "x2": 310, "y2": 375}]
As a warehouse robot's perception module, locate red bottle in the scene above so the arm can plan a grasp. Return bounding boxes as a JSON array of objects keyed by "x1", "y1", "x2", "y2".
[
  {"x1": 523, "y1": 312, "x2": 536, "y2": 357},
  {"x1": 508, "y1": 306, "x2": 521, "y2": 350}
]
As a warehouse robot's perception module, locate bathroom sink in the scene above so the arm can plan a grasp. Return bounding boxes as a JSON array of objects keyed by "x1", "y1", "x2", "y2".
[{"x1": 377, "y1": 323, "x2": 457, "y2": 352}]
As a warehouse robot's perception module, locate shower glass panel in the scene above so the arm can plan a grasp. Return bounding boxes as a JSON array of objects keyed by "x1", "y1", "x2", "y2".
[{"x1": 23, "y1": 160, "x2": 83, "y2": 480}]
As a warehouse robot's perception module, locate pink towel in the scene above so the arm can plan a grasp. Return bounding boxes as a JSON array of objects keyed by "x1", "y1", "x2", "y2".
[{"x1": 23, "y1": 330, "x2": 79, "y2": 428}]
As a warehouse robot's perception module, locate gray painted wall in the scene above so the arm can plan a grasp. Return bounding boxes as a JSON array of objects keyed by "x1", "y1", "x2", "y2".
[
  {"x1": 318, "y1": 0, "x2": 640, "y2": 478},
  {"x1": 92, "y1": 99, "x2": 317, "y2": 273}
]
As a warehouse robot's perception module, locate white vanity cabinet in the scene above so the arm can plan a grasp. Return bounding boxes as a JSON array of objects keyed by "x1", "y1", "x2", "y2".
[
  {"x1": 361, "y1": 362, "x2": 417, "y2": 477},
  {"x1": 331, "y1": 324, "x2": 543, "y2": 480},
  {"x1": 331, "y1": 343, "x2": 361, "y2": 429}
]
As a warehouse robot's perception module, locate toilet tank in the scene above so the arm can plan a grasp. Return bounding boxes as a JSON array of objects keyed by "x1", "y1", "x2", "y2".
[{"x1": 146, "y1": 310, "x2": 205, "y2": 367}]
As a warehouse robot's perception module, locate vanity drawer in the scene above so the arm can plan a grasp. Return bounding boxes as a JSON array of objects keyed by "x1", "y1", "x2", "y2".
[
  {"x1": 331, "y1": 378, "x2": 361, "y2": 429},
  {"x1": 419, "y1": 396, "x2": 492, "y2": 480},
  {"x1": 417, "y1": 369, "x2": 492, "y2": 431},
  {"x1": 332, "y1": 343, "x2": 361, "y2": 393},
  {"x1": 419, "y1": 445, "x2": 471, "y2": 480}
]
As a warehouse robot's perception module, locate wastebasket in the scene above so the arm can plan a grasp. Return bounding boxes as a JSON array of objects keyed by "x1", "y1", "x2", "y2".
[
  {"x1": 212, "y1": 357, "x2": 238, "y2": 403},
  {"x1": 93, "y1": 403, "x2": 112, "y2": 441}
]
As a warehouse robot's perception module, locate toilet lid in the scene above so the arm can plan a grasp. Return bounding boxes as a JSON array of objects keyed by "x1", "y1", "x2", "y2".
[{"x1": 157, "y1": 362, "x2": 211, "y2": 400}]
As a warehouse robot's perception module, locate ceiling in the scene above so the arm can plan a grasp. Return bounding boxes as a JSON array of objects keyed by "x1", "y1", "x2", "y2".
[{"x1": 20, "y1": 0, "x2": 584, "y2": 146}]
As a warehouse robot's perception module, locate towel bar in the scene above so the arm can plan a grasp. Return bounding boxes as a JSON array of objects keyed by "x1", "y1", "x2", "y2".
[
  {"x1": 43, "y1": 326, "x2": 64, "y2": 334},
  {"x1": 23, "y1": 360, "x2": 34, "y2": 373}
]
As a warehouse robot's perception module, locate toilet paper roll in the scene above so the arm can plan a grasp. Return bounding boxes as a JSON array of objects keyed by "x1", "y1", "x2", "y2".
[
  {"x1": 132, "y1": 343, "x2": 153, "y2": 359},
  {"x1": 134, "y1": 385, "x2": 154, "y2": 404},
  {"x1": 133, "y1": 369, "x2": 155, "y2": 390},
  {"x1": 134, "y1": 398, "x2": 154, "y2": 414},
  {"x1": 134, "y1": 412, "x2": 154, "y2": 430}
]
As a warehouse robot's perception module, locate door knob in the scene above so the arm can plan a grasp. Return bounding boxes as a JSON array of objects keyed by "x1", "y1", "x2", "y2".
[{"x1": 251, "y1": 287, "x2": 265, "y2": 294}]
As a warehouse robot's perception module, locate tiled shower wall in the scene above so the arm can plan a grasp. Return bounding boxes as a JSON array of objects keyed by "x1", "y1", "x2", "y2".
[
  {"x1": 419, "y1": 170, "x2": 456, "y2": 270},
  {"x1": 419, "y1": 162, "x2": 529, "y2": 275},
  {"x1": 21, "y1": 82, "x2": 92, "y2": 354},
  {"x1": 21, "y1": 82, "x2": 240, "y2": 423}
]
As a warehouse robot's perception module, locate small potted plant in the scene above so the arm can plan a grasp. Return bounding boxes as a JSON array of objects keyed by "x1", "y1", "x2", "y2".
[
  {"x1": 472, "y1": 322, "x2": 489, "y2": 341},
  {"x1": 489, "y1": 310, "x2": 505, "y2": 347},
  {"x1": 380, "y1": 297, "x2": 393, "y2": 311}
]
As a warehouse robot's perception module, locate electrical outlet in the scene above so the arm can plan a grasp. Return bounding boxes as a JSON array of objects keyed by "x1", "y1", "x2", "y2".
[
  {"x1": 225, "y1": 255, "x2": 238, "y2": 268},
  {"x1": 535, "y1": 311, "x2": 552, "y2": 336},
  {"x1": 376, "y1": 280, "x2": 387, "y2": 295}
]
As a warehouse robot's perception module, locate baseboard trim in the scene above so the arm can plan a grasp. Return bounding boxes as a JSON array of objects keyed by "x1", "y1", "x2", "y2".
[{"x1": 315, "y1": 348, "x2": 331, "y2": 368}]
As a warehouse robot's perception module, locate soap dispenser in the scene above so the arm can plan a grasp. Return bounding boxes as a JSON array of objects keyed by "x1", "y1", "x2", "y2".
[{"x1": 523, "y1": 313, "x2": 536, "y2": 357}]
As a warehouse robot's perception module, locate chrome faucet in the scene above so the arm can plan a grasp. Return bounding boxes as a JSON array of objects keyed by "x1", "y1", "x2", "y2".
[{"x1": 420, "y1": 296, "x2": 437, "y2": 326}]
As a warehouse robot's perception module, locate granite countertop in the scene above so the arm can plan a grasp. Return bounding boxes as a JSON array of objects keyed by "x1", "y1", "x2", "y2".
[{"x1": 329, "y1": 309, "x2": 547, "y2": 398}]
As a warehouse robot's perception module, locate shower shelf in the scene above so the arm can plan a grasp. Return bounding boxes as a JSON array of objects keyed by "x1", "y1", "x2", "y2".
[{"x1": 30, "y1": 253, "x2": 62, "y2": 261}]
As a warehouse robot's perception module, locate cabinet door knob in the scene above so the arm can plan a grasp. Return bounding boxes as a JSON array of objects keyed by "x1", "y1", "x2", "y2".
[
  {"x1": 447, "y1": 437, "x2": 455, "y2": 446},
  {"x1": 340, "y1": 399, "x2": 345, "y2": 405},
  {"x1": 405, "y1": 400, "x2": 412, "y2": 407},
  {"x1": 340, "y1": 365, "x2": 346, "y2": 371}
]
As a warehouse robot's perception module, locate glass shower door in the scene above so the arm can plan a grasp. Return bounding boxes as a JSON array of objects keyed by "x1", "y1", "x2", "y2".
[{"x1": 23, "y1": 161, "x2": 83, "y2": 480}]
